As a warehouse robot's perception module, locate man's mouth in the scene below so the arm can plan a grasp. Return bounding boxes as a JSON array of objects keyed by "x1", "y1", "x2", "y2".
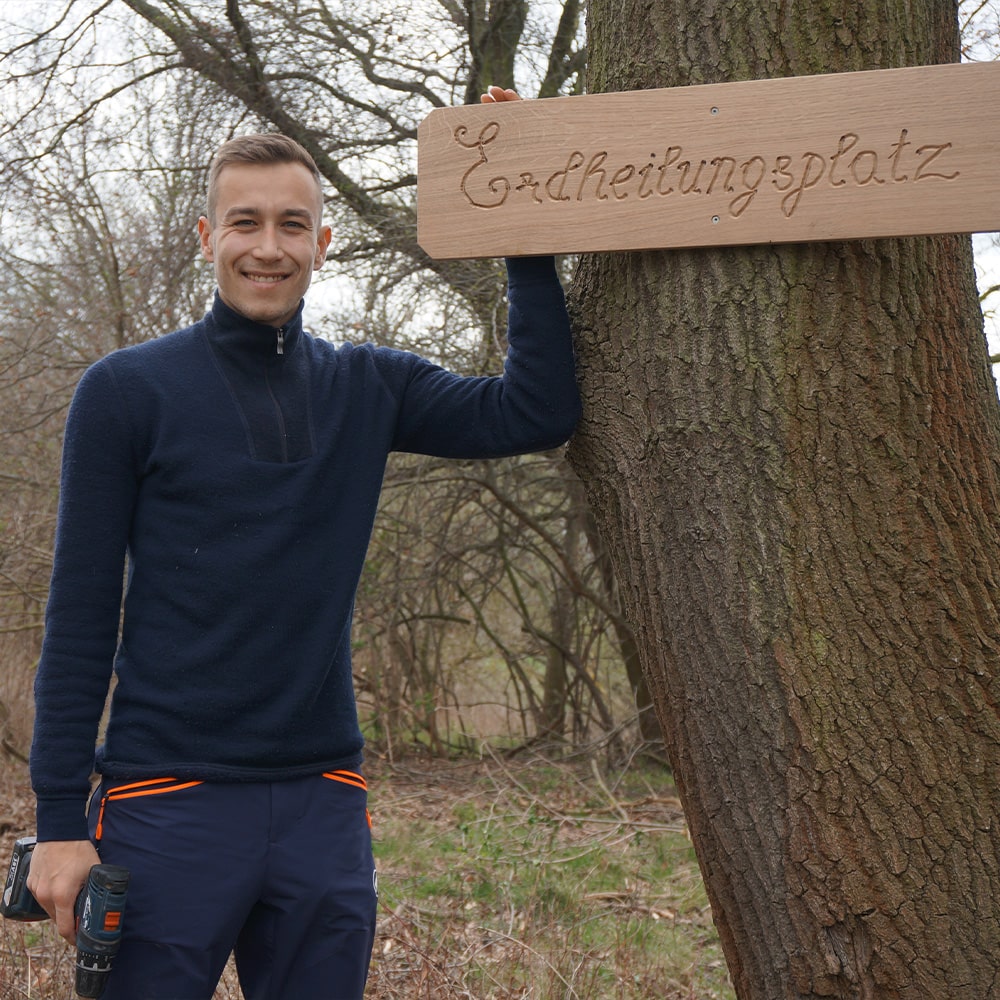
[{"x1": 243, "y1": 272, "x2": 289, "y2": 284}]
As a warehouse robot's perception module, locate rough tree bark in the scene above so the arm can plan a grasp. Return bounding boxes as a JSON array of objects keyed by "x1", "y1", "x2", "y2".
[{"x1": 569, "y1": 1, "x2": 1000, "y2": 997}]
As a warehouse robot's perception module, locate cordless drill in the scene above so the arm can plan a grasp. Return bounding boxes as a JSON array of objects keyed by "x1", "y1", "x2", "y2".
[{"x1": 1, "y1": 836, "x2": 129, "y2": 999}]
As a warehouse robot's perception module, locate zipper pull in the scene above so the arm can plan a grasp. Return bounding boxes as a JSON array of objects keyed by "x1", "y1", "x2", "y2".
[{"x1": 276, "y1": 328, "x2": 285, "y2": 356}]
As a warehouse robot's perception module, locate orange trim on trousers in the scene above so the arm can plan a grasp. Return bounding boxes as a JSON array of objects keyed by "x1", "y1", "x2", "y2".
[
  {"x1": 95, "y1": 778, "x2": 204, "y2": 841},
  {"x1": 322, "y1": 771, "x2": 371, "y2": 826}
]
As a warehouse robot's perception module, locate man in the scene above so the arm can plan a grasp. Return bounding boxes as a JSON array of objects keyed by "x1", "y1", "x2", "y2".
[{"x1": 27, "y1": 86, "x2": 579, "y2": 999}]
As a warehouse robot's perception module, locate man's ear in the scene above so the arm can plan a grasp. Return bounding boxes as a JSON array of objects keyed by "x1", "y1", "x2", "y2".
[
  {"x1": 197, "y1": 217, "x2": 215, "y2": 262},
  {"x1": 314, "y1": 225, "x2": 333, "y2": 271}
]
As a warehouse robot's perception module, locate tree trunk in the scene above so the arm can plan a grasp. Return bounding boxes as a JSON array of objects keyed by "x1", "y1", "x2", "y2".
[
  {"x1": 583, "y1": 504, "x2": 663, "y2": 745},
  {"x1": 569, "y1": 1, "x2": 1000, "y2": 996}
]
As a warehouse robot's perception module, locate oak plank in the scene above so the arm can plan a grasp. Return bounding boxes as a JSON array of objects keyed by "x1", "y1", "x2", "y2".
[{"x1": 416, "y1": 63, "x2": 1000, "y2": 259}]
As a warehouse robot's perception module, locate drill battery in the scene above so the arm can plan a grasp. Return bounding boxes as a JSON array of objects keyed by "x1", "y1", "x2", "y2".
[
  {"x1": 1, "y1": 836, "x2": 48, "y2": 920},
  {"x1": 2, "y1": 835, "x2": 130, "y2": 998}
]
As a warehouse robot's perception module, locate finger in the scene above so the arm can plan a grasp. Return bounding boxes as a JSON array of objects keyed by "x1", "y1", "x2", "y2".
[
  {"x1": 30, "y1": 878, "x2": 83, "y2": 943},
  {"x1": 480, "y1": 85, "x2": 521, "y2": 103},
  {"x1": 54, "y1": 901, "x2": 78, "y2": 944},
  {"x1": 25, "y1": 879, "x2": 55, "y2": 923}
]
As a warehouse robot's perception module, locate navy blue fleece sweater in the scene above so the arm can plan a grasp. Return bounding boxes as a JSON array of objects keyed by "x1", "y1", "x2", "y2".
[{"x1": 31, "y1": 256, "x2": 580, "y2": 841}]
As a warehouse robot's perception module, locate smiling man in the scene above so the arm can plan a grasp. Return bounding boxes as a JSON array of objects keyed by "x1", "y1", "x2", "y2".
[
  {"x1": 27, "y1": 89, "x2": 580, "y2": 1000},
  {"x1": 199, "y1": 147, "x2": 331, "y2": 329}
]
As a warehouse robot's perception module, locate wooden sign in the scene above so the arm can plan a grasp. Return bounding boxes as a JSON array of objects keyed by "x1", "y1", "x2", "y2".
[{"x1": 417, "y1": 62, "x2": 1000, "y2": 259}]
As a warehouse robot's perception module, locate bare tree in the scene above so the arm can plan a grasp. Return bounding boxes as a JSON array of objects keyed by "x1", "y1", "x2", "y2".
[
  {"x1": 572, "y1": 0, "x2": 1000, "y2": 994},
  {"x1": 4, "y1": 0, "x2": 1000, "y2": 991},
  {"x1": 0, "y1": 0, "x2": 655, "y2": 753},
  {"x1": 0, "y1": 71, "x2": 222, "y2": 755}
]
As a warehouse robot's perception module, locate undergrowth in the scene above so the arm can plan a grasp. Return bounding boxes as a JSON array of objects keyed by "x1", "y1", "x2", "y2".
[{"x1": 0, "y1": 750, "x2": 734, "y2": 999}]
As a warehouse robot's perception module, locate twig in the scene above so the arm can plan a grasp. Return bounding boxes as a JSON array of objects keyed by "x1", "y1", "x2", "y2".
[
  {"x1": 590, "y1": 757, "x2": 629, "y2": 822},
  {"x1": 471, "y1": 926, "x2": 583, "y2": 1000}
]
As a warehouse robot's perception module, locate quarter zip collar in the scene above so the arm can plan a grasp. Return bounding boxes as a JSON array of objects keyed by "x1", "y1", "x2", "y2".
[{"x1": 207, "y1": 291, "x2": 305, "y2": 360}]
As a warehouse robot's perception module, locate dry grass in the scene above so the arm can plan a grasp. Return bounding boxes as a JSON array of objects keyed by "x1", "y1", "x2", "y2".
[{"x1": 0, "y1": 749, "x2": 734, "y2": 1000}]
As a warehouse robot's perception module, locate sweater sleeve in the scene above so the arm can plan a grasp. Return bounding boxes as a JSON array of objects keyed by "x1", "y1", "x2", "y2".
[
  {"x1": 31, "y1": 359, "x2": 138, "y2": 841},
  {"x1": 389, "y1": 256, "x2": 580, "y2": 457}
]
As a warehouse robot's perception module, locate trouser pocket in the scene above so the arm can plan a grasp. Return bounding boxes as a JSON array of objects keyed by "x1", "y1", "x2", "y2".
[
  {"x1": 322, "y1": 769, "x2": 372, "y2": 828},
  {"x1": 93, "y1": 777, "x2": 204, "y2": 842}
]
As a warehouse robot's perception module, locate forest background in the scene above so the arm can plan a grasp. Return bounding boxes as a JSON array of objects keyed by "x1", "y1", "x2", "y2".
[{"x1": 0, "y1": 1, "x2": 998, "y2": 998}]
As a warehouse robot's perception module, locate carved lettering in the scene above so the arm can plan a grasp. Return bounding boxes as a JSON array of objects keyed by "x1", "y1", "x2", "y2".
[
  {"x1": 577, "y1": 152, "x2": 610, "y2": 201},
  {"x1": 828, "y1": 133, "x2": 858, "y2": 188},
  {"x1": 678, "y1": 159, "x2": 708, "y2": 195},
  {"x1": 780, "y1": 153, "x2": 827, "y2": 218},
  {"x1": 707, "y1": 157, "x2": 738, "y2": 195},
  {"x1": 451, "y1": 121, "x2": 961, "y2": 221},
  {"x1": 731, "y1": 157, "x2": 766, "y2": 217},
  {"x1": 772, "y1": 155, "x2": 795, "y2": 192},
  {"x1": 610, "y1": 164, "x2": 636, "y2": 200},
  {"x1": 656, "y1": 147, "x2": 683, "y2": 196},
  {"x1": 516, "y1": 172, "x2": 543, "y2": 204},
  {"x1": 850, "y1": 149, "x2": 885, "y2": 186},
  {"x1": 454, "y1": 122, "x2": 509, "y2": 209},
  {"x1": 914, "y1": 143, "x2": 960, "y2": 181},
  {"x1": 637, "y1": 157, "x2": 658, "y2": 199},
  {"x1": 546, "y1": 151, "x2": 585, "y2": 202},
  {"x1": 889, "y1": 129, "x2": 910, "y2": 182}
]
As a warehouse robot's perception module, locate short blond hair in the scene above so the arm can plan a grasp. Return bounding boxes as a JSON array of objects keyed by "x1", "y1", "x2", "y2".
[{"x1": 206, "y1": 134, "x2": 323, "y2": 221}]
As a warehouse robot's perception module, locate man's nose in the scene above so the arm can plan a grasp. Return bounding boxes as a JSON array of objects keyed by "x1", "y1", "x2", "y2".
[{"x1": 252, "y1": 225, "x2": 284, "y2": 259}]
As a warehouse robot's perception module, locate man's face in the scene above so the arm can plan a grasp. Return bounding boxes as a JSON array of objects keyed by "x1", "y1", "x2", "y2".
[{"x1": 198, "y1": 161, "x2": 332, "y2": 328}]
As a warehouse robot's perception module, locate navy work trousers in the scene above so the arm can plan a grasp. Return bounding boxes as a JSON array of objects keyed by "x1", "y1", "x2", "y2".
[{"x1": 87, "y1": 771, "x2": 378, "y2": 1000}]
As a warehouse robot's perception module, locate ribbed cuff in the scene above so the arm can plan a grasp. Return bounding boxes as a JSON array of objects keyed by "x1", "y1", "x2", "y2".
[{"x1": 36, "y1": 797, "x2": 91, "y2": 843}]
